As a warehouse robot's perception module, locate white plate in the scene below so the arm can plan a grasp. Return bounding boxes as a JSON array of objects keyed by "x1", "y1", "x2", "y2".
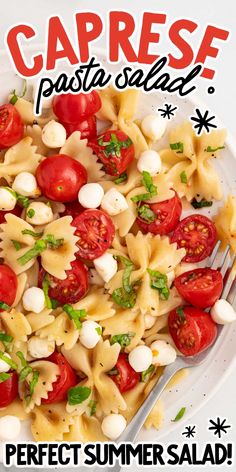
[{"x1": 0, "y1": 46, "x2": 236, "y2": 453}]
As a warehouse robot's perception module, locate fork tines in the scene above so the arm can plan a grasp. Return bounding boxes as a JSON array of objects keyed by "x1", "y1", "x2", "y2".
[{"x1": 210, "y1": 241, "x2": 236, "y2": 303}]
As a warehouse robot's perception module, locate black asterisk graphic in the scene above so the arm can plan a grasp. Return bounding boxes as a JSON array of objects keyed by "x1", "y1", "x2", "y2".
[
  {"x1": 158, "y1": 103, "x2": 178, "y2": 120},
  {"x1": 190, "y1": 108, "x2": 217, "y2": 135},
  {"x1": 208, "y1": 417, "x2": 231, "y2": 438},
  {"x1": 182, "y1": 425, "x2": 196, "y2": 439}
]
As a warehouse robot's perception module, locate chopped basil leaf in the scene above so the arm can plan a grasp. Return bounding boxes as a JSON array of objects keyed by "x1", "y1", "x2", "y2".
[
  {"x1": 11, "y1": 240, "x2": 22, "y2": 251},
  {"x1": 68, "y1": 386, "x2": 91, "y2": 405},
  {"x1": 95, "y1": 327, "x2": 102, "y2": 336},
  {"x1": 19, "y1": 366, "x2": 33, "y2": 382},
  {"x1": 0, "y1": 301, "x2": 10, "y2": 311},
  {"x1": 16, "y1": 194, "x2": 30, "y2": 208},
  {"x1": 141, "y1": 364, "x2": 155, "y2": 382},
  {"x1": 42, "y1": 274, "x2": 53, "y2": 309},
  {"x1": 63, "y1": 304, "x2": 86, "y2": 330},
  {"x1": 205, "y1": 146, "x2": 225, "y2": 153},
  {"x1": 27, "y1": 209, "x2": 35, "y2": 219},
  {"x1": 0, "y1": 332, "x2": 13, "y2": 350},
  {"x1": 88, "y1": 399, "x2": 97, "y2": 416},
  {"x1": 16, "y1": 351, "x2": 28, "y2": 368},
  {"x1": 22, "y1": 229, "x2": 43, "y2": 238},
  {"x1": 131, "y1": 171, "x2": 157, "y2": 203},
  {"x1": 191, "y1": 198, "x2": 213, "y2": 209},
  {"x1": 10, "y1": 80, "x2": 27, "y2": 105},
  {"x1": 25, "y1": 370, "x2": 39, "y2": 404},
  {"x1": 171, "y1": 406, "x2": 186, "y2": 422},
  {"x1": 147, "y1": 269, "x2": 170, "y2": 300},
  {"x1": 17, "y1": 235, "x2": 64, "y2": 266},
  {"x1": 0, "y1": 373, "x2": 11, "y2": 383},
  {"x1": 0, "y1": 351, "x2": 17, "y2": 370},
  {"x1": 180, "y1": 171, "x2": 188, "y2": 184},
  {"x1": 98, "y1": 133, "x2": 132, "y2": 158},
  {"x1": 137, "y1": 204, "x2": 156, "y2": 223},
  {"x1": 112, "y1": 256, "x2": 137, "y2": 308},
  {"x1": 176, "y1": 307, "x2": 185, "y2": 322},
  {"x1": 114, "y1": 172, "x2": 128, "y2": 184},
  {"x1": 44, "y1": 234, "x2": 64, "y2": 248},
  {"x1": 110, "y1": 332, "x2": 134, "y2": 348},
  {"x1": 170, "y1": 142, "x2": 184, "y2": 153}
]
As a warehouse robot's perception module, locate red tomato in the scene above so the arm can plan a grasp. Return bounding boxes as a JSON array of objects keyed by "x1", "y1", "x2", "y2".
[
  {"x1": 39, "y1": 260, "x2": 89, "y2": 305},
  {"x1": 89, "y1": 129, "x2": 135, "y2": 176},
  {"x1": 36, "y1": 154, "x2": 87, "y2": 202},
  {"x1": 72, "y1": 209, "x2": 115, "y2": 260},
  {"x1": 0, "y1": 264, "x2": 18, "y2": 310},
  {"x1": 0, "y1": 104, "x2": 24, "y2": 149},
  {"x1": 42, "y1": 352, "x2": 77, "y2": 404},
  {"x1": 175, "y1": 268, "x2": 223, "y2": 309},
  {"x1": 0, "y1": 205, "x2": 22, "y2": 224},
  {"x1": 168, "y1": 306, "x2": 217, "y2": 356},
  {"x1": 137, "y1": 191, "x2": 182, "y2": 235},
  {"x1": 62, "y1": 116, "x2": 97, "y2": 140},
  {"x1": 110, "y1": 353, "x2": 140, "y2": 393},
  {"x1": 61, "y1": 201, "x2": 84, "y2": 219},
  {"x1": 53, "y1": 92, "x2": 101, "y2": 123},
  {"x1": 171, "y1": 214, "x2": 217, "y2": 262},
  {"x1": 0, "y1": 371, "x2": 18, "y2": 407}
]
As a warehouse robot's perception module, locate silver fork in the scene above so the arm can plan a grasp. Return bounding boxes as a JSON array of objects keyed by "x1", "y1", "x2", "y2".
[{"x1": 91, "y1": 242, "x2": 236, "y2": 472}]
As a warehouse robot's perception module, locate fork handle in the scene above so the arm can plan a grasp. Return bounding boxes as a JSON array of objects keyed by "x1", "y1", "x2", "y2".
[{"x1": 89, "y1": 359, "x2": 183, "y2": 472}]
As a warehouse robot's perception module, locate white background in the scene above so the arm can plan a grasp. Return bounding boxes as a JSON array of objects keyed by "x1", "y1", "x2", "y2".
[{"x1": 0, "y1": 1, "x2": 236, "y2": 471}]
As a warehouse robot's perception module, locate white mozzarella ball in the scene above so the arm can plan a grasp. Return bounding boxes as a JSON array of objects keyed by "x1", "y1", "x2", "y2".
[
  {"x1": 26, "y1": 201, "x2": 54, "y2": 225},
  {"x1": 101, "y1": 188, "x2": 128, "y2": 216},
  {"x1": 32, "y1": 83, "x2": 53, "y2": 109},
  {"x1": 23, "y1": 287, "x2": 45, "y2": 313},
  {"x1": 94, "y1": 252, "x2": 118, "y2": 283},
  {"x1": 0, "y1": 353, "x2": 12, "y2": 373},
  {"x1": 28, "y1": 337, "x2": 55, "y2": 359},
  {"x1": 101, "y1": 414, "x2": 127, "y2": 440},
  {"x1": 42, "y1": 120, "x2": 67, "y2": 148},
  {"x1": 210, "y1": 299, "x2": 236, "y2": 325},
  {"x1": 89, "y1": 268, "x2": 104, "y2": 287},
  {"x1": 0, "y1": 187, "x2": 17, "y2": 211},
  {"x1": 78, "y1": 183, "x2": 104, "y2": 209},
  {"x1": 80, "y1": 320, "x2": 102, "y2": 349},
  {"x1": 166, "y1": 270, "x2": 175, "y2": 287},
  {"x1": 0, "y1": 416, "x2": 21, "y2": 440},
  {"x1": 175, "y1": 263, "x2": 198, "y2": 277},
  {"x1": 141, "y1": 114, "x2": 167, "y2": 141},
  {"x1": 137, "y1": 150, "x2": 162, "y2": 176},
  {"x1": 144, "y1": 314, "x2": 156, "y2": 330},
  {"x1": 151, "y1": 340, "x2": 177, "y2": 366},
  {"x1": 128, "y1": 345, "x2": 153, "y2": 372},
  {"x1": 12, "y1": 172, "x2": 38, "y2": 197}
]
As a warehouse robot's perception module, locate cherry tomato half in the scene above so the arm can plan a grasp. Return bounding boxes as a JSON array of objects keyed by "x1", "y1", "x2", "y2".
[
  {"x1": 171, "y1": 214, "x2": 217, "y2": 262},
  {"x1": 72, "y1": 209, "x2": 115, "y2": 261},
  {"x1": 0, "y1": 371, "x2": 18, "y2": 407},
  {"x1": 137, "y1": 191, "x2": 182, "y2": 235},
  {"x1": 62, "y1": 116, "x2": 97, "y2": 141},
  {"x1": 39, "y1": 260, "x2": 89, "y2": 305},
  {"x1": 175, "y1": 268, "x2": 223, "y2": 309},
  {"x1": 168, "y1": 306, "x2": 217, "y2": 356},
  {"x1": 61, "y1": 201, "x2": 84, "y2": 220},
  {"x1": 53, "y1": 92, "x2": 101, "y2": 124},
  {"x1": 36, "y1": 154, "x2": 87, "y2": 202},
  {"x1": 89, "y1": 129, "x2": 135, "y2": 176},
  {"x1": 110, "y1": 353, "x2": 140, "y2": 393},
  {"x1": 0, "y1": 104, "x2": 24, "y2": 149},
  {"x1": 42, "y1": 352, "x2": 77, "y2": 404},
  {"x1": 0, "y1": 264, "x2": 18, "y2": 310},
  {"x1": 0, "y1": 205, "x2": 22, "y2": 224}
]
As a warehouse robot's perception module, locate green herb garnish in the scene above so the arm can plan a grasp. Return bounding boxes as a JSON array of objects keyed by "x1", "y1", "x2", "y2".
[
  {"x1": 0, "y1": 332, "x2": 13, "y2": 350},
  {"x1": 67, "y1": 386, "x2": 91, "y2": 405},
  {"x1": 0, "y1": 351, "x2": 17, "y2": 370},
  {"x1": 131, "y1": 171, "x2": 157, "y2": 203},
  {"x1": 17, "y1": 235, "x2": 64, "y2": 266},
  {"x1": 22, "y1": 229, "x2": 43, "y2": 238},
  {"x1": 112, "y1": 256, "x2": 137, "y2": 308},
  {"x1": 11, "y1": 240, "x2": 22, "y2": 251},
  {"x1": 180, "y1": 171, "x2": 188, "y2": 184},
  {"x1": 10, "y1": 80, "x2": 27, "y2": 105},
  {"x1": 42, "y1": 274, "x2": 53, "y2": 309},
  {"x1": 191, "y1": 198, "x2": 213, "y2": 209},
  {"x1": 63, "y1": 304, "x2": 86, "y2": 330},
  {"x1": 0, "y1": 373, "x2": 11, "y2": 383},
  {"x1": 95, "y1": 327, "x2": 102, "y2": 336},
  {"x1": 25, "y1": 371, "x2": 39, "y2": 404},
  {"x1": 16, "y1": 194, "x2": 30, "y2": 208},
  {"x1": 205, "y1": 146, "x2": 225, "y2": 153},
  {"x1": 171, "y1": 407, "x2": 186, "y2": 422},
  {"x1": 170, "y1": 142, "x2": 184, "y2": 153},
  {"x1": 27, "y1": 209, "x2": 35, "y2": 219},
  {"x1": 98, "y1": 133, "x2": 132, "y2": 158},
  {"x1": 110, "y1": 332, "x2": 134, "y2": 348},
  {"x1": 16, "y1": 351, "x2": 33, "y2": 382},
  {"x1": 137, "y1": 204, "x2": 156, "y2": 223},
  {"x1": 0, "y1": 301, "x2": 10, "y2": 311},
  {"x1": 147, "y1": 269, "x2": 170, "y2": 300},
  {"x1": 88, "y1": 399, "x2": 97, "y2": 416},
  {"x1": 114, "y1": 172, "x2": 128, "y2": 184},
  {"x1": 176, "y1": 307, "x2": 185, "y2": 322},
  {"x1": 141, "y1": 364, "x2": 155, "y2": 382}
]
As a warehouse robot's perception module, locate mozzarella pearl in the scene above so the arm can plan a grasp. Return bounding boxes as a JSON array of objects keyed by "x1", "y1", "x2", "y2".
[
  {"x1": 23, "y1": 287, "x2": 45, "y2": 313},
  {"x1": 26, "y1": 202, "x2": 53, "y2": 225},
  {"x1": 12, "y1": 172, "x2": 38, "y2": 197},
  {"x1": 144, "y1": 314, "x2": 156, "y2": 330},
  {"x1": 94, "y1": 252, "x2": 118, "y2": 283},
  {"x1": 137, "y1": 150, "x2": 162, "y2": 176},
  {"x1": 141, "y1": 114, "x2": 167, "y2": 141},
  {"x1": 0, "y1": 353, "x2": 12, "y2": 373},
  {"x1": 0, "y1": 416, "x2": 21, "y2": 440},
  {"x1": 28, "y1": 337, "x2": 55, "y2": 359},
  {"x1": 210, "y1": 299, "x2": 236, "y2": 325},
  {"x1": 101, "y1": 414, "x2": 127, "y2": 440},
  {"x1": 80, "y1": 320, "x2": 102, "y2": 349},
  {"x1": 42, "y1": 120, "x2": 67, "y2": 148},
  {"x1": 101, "y1": 188, "x2": 128, "y2": 216},
  {"x1": 0, "y1": 188, "x2": 16, "y2": 211},
  {"x1": 151, "y1": 340, "x2": 177, "y2": 366},
  {"x1": 128, "y1": 345, "x2": 153, "y2": 372},
  {"x1": 78, "y1": 183, "x2": 104, "y2": 209},
  {"x1": 89, "y1": 268, "x2": 104, "y2": 287},
  {"x1": 166, "y1": 270, "x2": 175, "y2": 287}
]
